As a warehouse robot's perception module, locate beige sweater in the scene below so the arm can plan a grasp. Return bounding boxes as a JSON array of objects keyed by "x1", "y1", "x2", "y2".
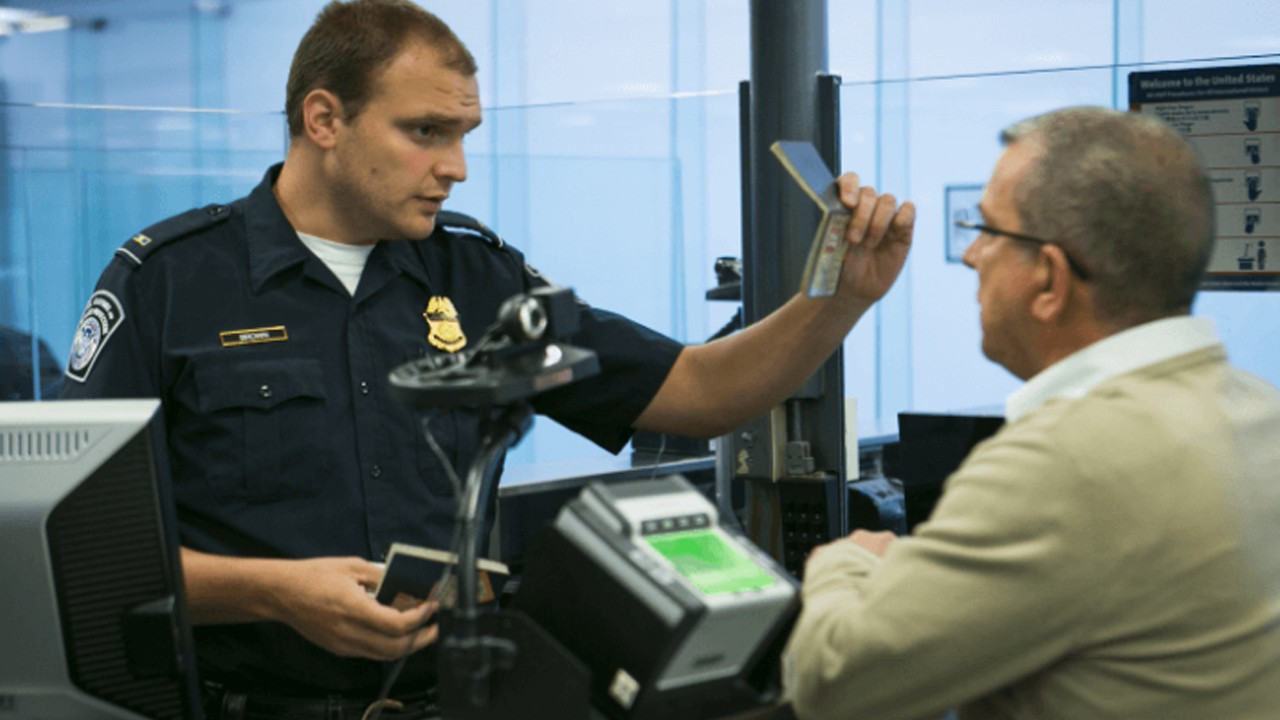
[{"x1": 784, "y1": 346, "x2": 1280, "y2": 720}]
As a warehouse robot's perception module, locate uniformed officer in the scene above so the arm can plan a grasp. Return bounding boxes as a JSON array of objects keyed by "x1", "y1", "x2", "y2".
[{"x1": 62, "y1": 1, "x2": 915, "y2": 717}]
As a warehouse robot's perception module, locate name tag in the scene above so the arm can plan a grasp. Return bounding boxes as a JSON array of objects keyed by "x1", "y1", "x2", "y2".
[{"x1": 219, "y1": 326, "x2": 289, "y2": 347}]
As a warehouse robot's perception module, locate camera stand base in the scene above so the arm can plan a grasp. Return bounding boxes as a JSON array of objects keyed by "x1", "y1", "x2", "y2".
[{"x1": 438, "y1": 609, "x2": 601, "y2": 720}]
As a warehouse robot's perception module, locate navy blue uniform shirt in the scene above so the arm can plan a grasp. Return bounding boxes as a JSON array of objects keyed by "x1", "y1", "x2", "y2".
[{"x1": 61, "y1": 164, "x2": 682, "y2": 693}]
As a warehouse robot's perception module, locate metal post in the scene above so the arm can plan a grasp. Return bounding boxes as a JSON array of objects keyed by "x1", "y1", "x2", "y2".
[
  {"x1": 744, "y1": 0, "x2": 828, "y2": 323},
  {"x1": 732, "y1": 0, "x2": 847, "y2": 576}
]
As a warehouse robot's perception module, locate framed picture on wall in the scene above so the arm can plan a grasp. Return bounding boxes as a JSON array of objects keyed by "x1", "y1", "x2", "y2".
[{"x1": 944, "y1": 184, "x2": 986, "y2": 264}]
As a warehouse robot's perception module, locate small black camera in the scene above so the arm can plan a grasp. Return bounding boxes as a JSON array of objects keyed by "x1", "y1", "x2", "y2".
[{"x1": 388, "y1": 287, "x2": 599, "y2": 409}]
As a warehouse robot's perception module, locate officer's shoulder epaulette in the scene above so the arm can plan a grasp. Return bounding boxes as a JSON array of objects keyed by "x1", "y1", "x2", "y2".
[
  {"x1": 436, "y1": 210, "x2": 505, "y2": 250},
  {"x1": 114, "y1": 203, "x2": 232, "y2": 267}
]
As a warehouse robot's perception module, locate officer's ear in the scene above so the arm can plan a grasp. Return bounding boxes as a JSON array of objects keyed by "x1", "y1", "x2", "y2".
[{"x1": 300, "y1": 88, "x2": 344, "y2": 150}]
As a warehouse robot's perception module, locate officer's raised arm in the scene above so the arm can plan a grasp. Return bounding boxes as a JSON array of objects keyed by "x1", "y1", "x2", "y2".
[{"x1": 635, "y1": 174, "x2": 914, "y2": 438}]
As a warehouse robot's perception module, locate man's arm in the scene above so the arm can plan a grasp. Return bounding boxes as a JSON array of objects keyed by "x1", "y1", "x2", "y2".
[
  {"x1": 782, "y1": 431, "x2": 1114, "y2": 720},
  {"x1": 635, "y1": 173, "x2": 914, "y2": 438},
  {"x1": 65, "y1": 239, "x2": 439, "y2": 663},
  {"x1": 180, "y1": 547, "x2": 438, "y2": 661}
]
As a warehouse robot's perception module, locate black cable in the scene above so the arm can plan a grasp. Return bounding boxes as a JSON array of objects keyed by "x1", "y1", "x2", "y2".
[
  {"x1": 367, "y1": 416, "x2": 464, "y2": 720},
  {"x1": 648, "y1": 431, "x2": 667, "y2": 481}
]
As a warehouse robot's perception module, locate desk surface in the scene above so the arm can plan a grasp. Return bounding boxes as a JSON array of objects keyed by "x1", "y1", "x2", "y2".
[{"x1": 498, "y1": 453, "x2": 716, "y2": 496}]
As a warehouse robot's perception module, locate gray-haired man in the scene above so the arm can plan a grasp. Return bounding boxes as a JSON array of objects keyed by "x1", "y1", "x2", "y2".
[{"x1": 784, "y1": 106, "x2": 1280, "y2": 720}]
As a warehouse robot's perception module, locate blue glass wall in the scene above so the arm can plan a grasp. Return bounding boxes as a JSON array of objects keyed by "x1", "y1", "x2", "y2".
[{"x1": 2, "y1": 0, "x2": 1277, "y2": 470}]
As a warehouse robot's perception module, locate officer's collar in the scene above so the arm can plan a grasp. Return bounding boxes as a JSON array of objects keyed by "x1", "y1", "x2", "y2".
[
  {"x1": 246, "y1": 163, "x2": 310, "y2": 293},
  {"x1": 377, "y1": 232, "x2": 433, "y2": 290},
  {"x1": 245, "y1": 163, "x2": 435, "y2": 293}
]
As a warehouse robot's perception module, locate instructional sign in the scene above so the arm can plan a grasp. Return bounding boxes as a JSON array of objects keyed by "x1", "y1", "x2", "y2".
[{"x1": 1130, "y1": 64, "x2": 1280, "y2": 291}]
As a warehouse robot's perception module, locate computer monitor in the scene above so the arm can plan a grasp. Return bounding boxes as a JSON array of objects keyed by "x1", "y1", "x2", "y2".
[
  {"x1": 897, "y1": 411, "x2": 1004, "y2": 532},
  {"x1": 0, "y1": 399, "x2": 203, "y2": 720}
]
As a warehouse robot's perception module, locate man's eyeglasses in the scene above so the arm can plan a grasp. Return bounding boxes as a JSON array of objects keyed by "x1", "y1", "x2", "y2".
[{"x1": 953, "y1": 214, "x2": 1091, "y2": 280}]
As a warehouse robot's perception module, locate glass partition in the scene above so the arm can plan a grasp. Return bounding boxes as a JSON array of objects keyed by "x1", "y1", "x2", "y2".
[
  {"x1": 2, "y1": 0, "x2": 1278, "y2": 466},
  {"x1": 1, "y1": 101, "x2": 285, "y2": 401},
  {"x1": 884, "y1": 56, "x2": 1280, "y2": 430}
]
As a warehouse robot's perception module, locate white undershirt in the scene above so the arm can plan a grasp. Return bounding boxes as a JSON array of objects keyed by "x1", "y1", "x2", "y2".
[{"x1": 297, "y1": 232, "x2": 375, "y2": 296}]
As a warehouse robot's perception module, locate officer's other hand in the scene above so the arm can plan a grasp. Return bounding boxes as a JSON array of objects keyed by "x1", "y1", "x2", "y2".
[
  {"x1": 834, "y1": 172, "x2": 915, "y2": 306},
  {"x1": 275, "y1": 556, "x2": 439, "y2": 661}
]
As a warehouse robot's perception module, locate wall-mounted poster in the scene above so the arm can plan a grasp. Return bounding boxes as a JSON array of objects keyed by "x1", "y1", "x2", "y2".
[{"x1": 1130, "y1": 64, "x2": 1280, "y2": 291}]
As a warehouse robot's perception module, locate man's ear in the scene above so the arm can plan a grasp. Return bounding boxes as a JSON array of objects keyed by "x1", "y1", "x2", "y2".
[
  {"x1": 300, "y1": 88, "x2": 344, "y2": 150},
  {"x1": 1029, "y1": 245, "x2": 1074, "y2": 323}
]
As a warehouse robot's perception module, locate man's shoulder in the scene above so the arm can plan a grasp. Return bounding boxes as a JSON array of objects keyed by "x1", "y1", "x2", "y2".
[
  {"x1": 434, "y1": 210, "x2": 506, "y2": 250},
  {"x1": 1004, "y1": 354, "x2": 1244, "y2": 479},
  {"x1": 428, "y1": 210, "x2": 536, "y2": 282},
  {"x1": 1011, "y1": 385, "x2": 1165, "y2": 452},
  {"x1": 113, "y1": 202, "x2": 239, "y2": 268}
]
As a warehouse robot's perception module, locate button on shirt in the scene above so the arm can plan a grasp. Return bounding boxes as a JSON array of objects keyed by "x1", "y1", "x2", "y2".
[{"x1": 61, "y1": 163, "x2": 683, "y2": 693}]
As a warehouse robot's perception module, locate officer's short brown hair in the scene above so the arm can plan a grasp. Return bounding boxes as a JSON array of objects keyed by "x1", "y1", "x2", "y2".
[{"x1": 285, "y1": 0, "x2": 477, "y2": 138}]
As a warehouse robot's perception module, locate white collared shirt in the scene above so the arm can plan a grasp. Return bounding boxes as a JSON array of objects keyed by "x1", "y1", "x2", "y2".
[{"x1": 1005, "y1": 315, "x2": 1222, "y2": 424}]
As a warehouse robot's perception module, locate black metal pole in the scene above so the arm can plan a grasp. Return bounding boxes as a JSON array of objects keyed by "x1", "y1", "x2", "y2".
[
  {"x1": 744, "y1": 0, "x2": 829, "y2": 323},
  {"x1": 734, "y1": 0, "x2": 848, "y2": 574},
  {"x1": 451, "y1": 403, "x2": 531, "y2": 708}
]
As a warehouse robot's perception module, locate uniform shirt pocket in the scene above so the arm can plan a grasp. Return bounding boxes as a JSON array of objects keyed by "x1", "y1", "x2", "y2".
[{"x1": 193, "y1": 356, "x2": 328, "y2": 503}]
